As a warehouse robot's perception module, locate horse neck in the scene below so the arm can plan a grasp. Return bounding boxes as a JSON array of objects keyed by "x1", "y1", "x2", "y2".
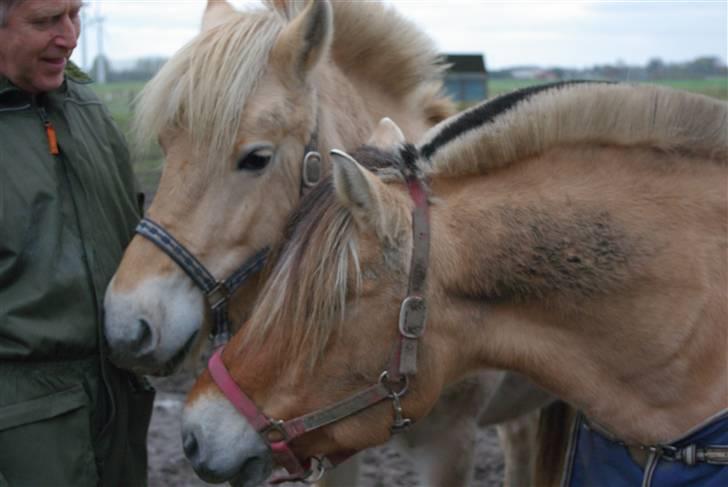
[{"x1": 423, "y1": 146, "x2": 727, "y2": 444}]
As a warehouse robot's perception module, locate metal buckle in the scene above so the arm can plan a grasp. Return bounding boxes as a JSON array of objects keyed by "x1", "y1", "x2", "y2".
[
  {"x1": 302, "y1": 151, "x2": 322, "y2": 188},
  {"x1": 261, "y1": 419, "x2": 290, "y2": 444},
  {"x1": 207, "y1": 281, "x2": 231, "y2": 310},
  {"x1": 398, "y1": 295, "x2": 426, "y2": 338}
]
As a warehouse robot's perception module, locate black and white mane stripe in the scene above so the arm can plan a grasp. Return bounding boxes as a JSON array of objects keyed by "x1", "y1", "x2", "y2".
[{"x1": 418, "y1": 80, "x2": 608, "y2": 161}]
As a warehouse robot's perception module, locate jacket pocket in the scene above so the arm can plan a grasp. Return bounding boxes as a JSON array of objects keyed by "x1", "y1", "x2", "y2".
[{"x1": 0, "y1": 384, "x2": 98, "y2": 487}]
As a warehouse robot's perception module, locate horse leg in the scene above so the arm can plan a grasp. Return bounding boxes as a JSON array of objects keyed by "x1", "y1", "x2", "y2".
[{"x1": 496, "y1": 411, "x2": 540, "y2": 487}]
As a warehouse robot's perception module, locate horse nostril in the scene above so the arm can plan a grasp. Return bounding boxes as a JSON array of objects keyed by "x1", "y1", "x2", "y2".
[
  {"x1": 129, "y1": 318, "x2": 153, "y2": 350},
  {"x1": 182, "y1": 430, "x2": 199, "y2": 460}
]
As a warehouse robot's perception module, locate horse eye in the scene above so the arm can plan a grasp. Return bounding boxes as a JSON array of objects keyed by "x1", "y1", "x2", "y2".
[{"x1": 237, "y1": 144, "x2": 274, "y2": 171}]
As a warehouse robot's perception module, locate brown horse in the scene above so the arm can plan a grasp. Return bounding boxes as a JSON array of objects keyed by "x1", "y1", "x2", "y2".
[
  {"x1": 102, "y1": 0, "x2": 548, "y2": 485},
  {"x1": 182, "y1": 82, "x2": 727, "y2": 486}
]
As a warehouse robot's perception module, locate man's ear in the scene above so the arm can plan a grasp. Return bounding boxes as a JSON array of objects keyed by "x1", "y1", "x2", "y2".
[
  {"x1": 269, "y1": 0, "x2": 332, "y2": 87},
  {"x1": 367, "y1": 117, "x2": 406, "y2": 151},
  {"x1": 201, "y1": 0, "x2": 236, "y2": 32},
  {"x1": 330, "y1": 149, "x2": 385, "y2": 230}
]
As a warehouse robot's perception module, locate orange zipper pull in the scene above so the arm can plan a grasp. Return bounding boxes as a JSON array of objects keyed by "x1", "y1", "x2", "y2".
[{"x1": 45, "y1": 121, "x2": 59, "y2": 155}]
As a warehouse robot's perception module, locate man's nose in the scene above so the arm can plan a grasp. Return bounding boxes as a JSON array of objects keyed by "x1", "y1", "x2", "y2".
[{"x1": 54, "y1": 16, "x2": 79, "y2": 50}]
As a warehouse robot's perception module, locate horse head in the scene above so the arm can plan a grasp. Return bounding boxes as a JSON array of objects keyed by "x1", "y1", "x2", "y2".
[
  {"x1": 181, "y1": 120, "x2": 450, "y2": 485},
  {"x1": 102, "y1": 0, "x2": 335, "y2": 374},
  {"x1": 103, "y1": 0, "x2": 453, "y2": 376}
]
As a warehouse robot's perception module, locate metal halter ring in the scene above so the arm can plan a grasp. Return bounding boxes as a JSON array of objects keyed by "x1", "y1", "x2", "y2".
[
  {"x1": 303, "y1": 457, "x2": 331, "y2": 484},
  {"x1": 379, "y1": 371, "x2": 409, "y2": 398},
  {"x1": 261, "y1": 419, "x2": 290, "y2": 444}
]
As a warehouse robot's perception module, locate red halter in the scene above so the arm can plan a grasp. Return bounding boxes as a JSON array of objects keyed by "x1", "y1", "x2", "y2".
[{"x1": 208, "y1": 154, "x2": 430, "y2": 483}]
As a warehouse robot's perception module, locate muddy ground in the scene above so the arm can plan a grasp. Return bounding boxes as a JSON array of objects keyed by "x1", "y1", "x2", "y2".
[{"x1": 147, "y1": 372, "x2": 505, "y2": 487}]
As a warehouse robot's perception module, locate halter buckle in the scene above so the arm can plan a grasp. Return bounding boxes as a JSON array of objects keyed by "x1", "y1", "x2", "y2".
[
  {"x1": 207, "y1": 281, "x2": 231, "y2": 310},
  {"x1": 302, "y1": 151, "x2": 322, "y2": 188},
  {"x1": 398, "y1": 296, "x2": 427, "y2": 338}
]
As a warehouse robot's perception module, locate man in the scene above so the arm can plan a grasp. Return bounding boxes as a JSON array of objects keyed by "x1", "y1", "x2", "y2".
[{"x1": 0, "y1": 1, "x2": 153, "y2": 485}]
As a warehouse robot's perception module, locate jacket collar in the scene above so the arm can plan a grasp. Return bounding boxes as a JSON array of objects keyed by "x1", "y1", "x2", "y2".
[
  {"x1": 0, "y1": 74, "x2": 21, "y2": 98},
  {"x1": 0, "y1": 71, "x2": 73, "y2": 106}
]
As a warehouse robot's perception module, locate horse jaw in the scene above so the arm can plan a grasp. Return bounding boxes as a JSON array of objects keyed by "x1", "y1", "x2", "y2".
[
  {"x1": 182, "y1": 390, "x2": 272, "y2": 486},
  {"x1": 103, "y1": 273, "x2": 204, "y2": 375}
]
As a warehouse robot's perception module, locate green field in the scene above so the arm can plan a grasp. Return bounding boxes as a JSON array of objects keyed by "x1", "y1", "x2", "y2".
[
  {"x1": 93, "y1": 77, "x2": 727, "y2": 195},
  {"x1": 92, "y1": 82, "x2": 160, "y2": 192}
]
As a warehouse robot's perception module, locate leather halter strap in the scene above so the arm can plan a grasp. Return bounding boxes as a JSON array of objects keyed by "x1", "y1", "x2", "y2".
[
  {"x1": 136, "y1": 218, "x2": 269, "y2": 347},
  {"x1": 207, "y1": 165, "x2": 431, "y2": 482}
]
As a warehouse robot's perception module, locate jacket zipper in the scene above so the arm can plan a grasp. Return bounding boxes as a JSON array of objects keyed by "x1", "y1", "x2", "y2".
[
  {"x1": 36, "y1": 100, "x2": 117, "y2": 438},
  {"x1": 36, "y1": 105, "x2": 60, "y2": 155}
]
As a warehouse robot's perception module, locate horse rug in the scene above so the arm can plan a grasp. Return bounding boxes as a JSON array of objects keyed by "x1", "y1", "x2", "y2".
[{"x1": 562, "y1": 410, "x2": 728, "y2": 487}]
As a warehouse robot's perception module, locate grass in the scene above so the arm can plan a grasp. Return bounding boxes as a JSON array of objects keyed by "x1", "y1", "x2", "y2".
[
  {"x1": 91, "y1": 82, "x2": 160, "y2": 194},
  {"x1": 93, "y1": 76, "x2": 727, "y2": 195}
]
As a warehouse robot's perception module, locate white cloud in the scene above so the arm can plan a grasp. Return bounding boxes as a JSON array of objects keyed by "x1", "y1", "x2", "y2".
[{"x1": 71, "y1": 0, "x2": 727, "y2": 71}]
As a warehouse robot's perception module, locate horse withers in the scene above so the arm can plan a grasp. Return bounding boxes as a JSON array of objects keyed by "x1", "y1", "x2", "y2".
[{"x1": 182, "y1": 82, "x2": 727, "y2": 486}]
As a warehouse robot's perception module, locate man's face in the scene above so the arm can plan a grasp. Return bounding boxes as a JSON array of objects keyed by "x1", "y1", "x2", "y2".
[{"x1": 0, "y1": 0, "x2": 82, "y2": 94}]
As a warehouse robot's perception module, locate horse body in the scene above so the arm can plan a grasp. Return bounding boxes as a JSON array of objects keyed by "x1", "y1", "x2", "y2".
[
  {"x1": 103, "y1": 1, "x2": 545, "y2": 485},
  {"x1": 426, "y1": 144, "x2": 726, "y2": 443},
  {"x1": 182, "y1": 82, "x2": 727, "y2": 485}
]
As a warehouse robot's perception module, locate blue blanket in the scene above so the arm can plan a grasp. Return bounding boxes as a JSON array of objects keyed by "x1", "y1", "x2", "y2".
[{"x1": 562, "y1": 410, "x2": 728, "y2": 487}]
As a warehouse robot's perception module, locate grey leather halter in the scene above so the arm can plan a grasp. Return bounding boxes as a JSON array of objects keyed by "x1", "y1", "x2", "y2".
[{"x1": 135, "y1": 139, "x2": 323, "y2": 347}]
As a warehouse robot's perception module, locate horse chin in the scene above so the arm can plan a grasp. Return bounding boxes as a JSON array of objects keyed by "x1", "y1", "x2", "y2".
[
  {"x1": 155, "y1": 329, "x2": 201, "y2": 376},
  {"x1": 228, "y1": 456, "x2": 273, "y2": 487},
  {"x1": 110, "y1": 329, "x2": 199, "y2": 377}
]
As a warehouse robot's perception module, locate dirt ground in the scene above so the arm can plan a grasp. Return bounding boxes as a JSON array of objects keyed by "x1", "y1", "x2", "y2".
[{"x1": 147, "y1": 372, "x2": 506, "y2": 487}]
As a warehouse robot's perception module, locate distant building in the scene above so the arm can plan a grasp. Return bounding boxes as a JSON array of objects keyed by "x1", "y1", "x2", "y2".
[{"x1": 444, "y1": 54, "x2": 488, "y2": 104}]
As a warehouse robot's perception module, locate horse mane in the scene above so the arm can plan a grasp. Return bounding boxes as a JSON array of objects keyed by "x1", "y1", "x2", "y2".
[
  {"x1": 419, "y1": 81, "x2": 728, "y2": 178},
  {"x1": 133, "y1": 8, "x2": 280, "y2": 169},
  {"x1": 242, "y1": 178, "x2": 359, "y2": 368},
  {"x1": 133, "y1": 0, "x2": 450, "y2": 170},
  {"x1": 268, "y1": 0, "x2": 447, "y2": 101},
  {"x1": 327, "y1": 1, "x2": 447, "y2": 101}
]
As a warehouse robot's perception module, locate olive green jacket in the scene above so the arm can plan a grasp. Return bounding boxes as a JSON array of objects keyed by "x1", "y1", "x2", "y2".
[{"x1": 0, "y1": 66, "x2": 153, "y2": 486}]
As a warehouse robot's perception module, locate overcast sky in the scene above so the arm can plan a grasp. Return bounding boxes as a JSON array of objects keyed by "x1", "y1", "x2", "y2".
[{"x1": 70, "y1": 0, "x2": 728, "y2": 71}]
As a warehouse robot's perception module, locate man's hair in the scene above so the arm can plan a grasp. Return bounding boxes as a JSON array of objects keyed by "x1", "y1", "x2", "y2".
[{"x1": 0, "y1": 0, "x2": 23, "y2": 27}]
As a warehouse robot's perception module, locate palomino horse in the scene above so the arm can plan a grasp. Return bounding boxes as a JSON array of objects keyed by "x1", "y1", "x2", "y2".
[
  {"x1": 182, "y1": 82, "x2": 727, "y2": 486},
  {"x1": 103, "y1": 0, "x2": 549, "y2": 485}
]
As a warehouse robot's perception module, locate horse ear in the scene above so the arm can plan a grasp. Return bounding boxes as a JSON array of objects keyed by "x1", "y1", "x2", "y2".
[
  {"x1": 270, "y1": 0, "x2": 333, "y2": 86},
  {"x1": 201, "y1": 0, "x2": 235, "y2": 32},
  {"x1": 330, "y1": 149, "x2": 384, "y2": 229},
  {"x1": 367, "y1": 118, "x2": 406, "y2": 150}
]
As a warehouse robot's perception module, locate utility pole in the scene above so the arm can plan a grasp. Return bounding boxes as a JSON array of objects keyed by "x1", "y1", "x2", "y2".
[
  {"x1": 81, "y1": 7, "x2": 87, "y2": 69},
  {"x1": 95, "y1": 1, "x2": 106, "y2": 83},
  {"x1": 82, "y1": 1, "x2": 106, "y2": 82}
]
